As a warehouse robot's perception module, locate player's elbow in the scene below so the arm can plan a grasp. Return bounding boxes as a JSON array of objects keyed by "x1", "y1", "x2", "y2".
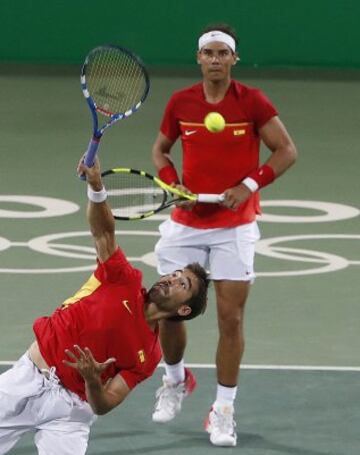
[
  {"x1": 284, "y1": 142, "x2": 298, "y2": 168},
  {"x1": 91, "y1": 392, "x2": 127, "y2": 415},
  {"x1": 90, "y1": 400, "x2": 118, "y2": 416},
  {"x1": 93, "y1": 406, "x2": 112, "y2": 416},
  {"x1": 152, "y1": 145, "x2": 167, "y2": 169},
  {"x1": 290, "y1": 143, "x2": 298, "y2": 163}
]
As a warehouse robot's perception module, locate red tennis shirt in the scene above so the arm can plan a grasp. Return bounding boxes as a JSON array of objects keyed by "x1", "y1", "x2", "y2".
[
  {"x1": 160, "y1": 80, "x2": 278, "y2": 228},
  {"x1": 33, "y1": 247, "x2": 161, "y2": 401}
]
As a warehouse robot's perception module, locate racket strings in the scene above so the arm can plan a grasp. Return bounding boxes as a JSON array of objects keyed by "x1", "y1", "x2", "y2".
[
  {"x1": 105, "y1": 172, "x2": 166, "y2": 218},
  {"x1": 116, "y1": 57, "x2": 141, "y2": 113},
  {"x1": 86, "y1": 47, "x2": 147, "y2": 115}
]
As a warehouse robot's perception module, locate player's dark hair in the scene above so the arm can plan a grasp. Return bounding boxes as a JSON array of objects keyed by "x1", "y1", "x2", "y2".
[
  {"x1": 169, "y1": 263, "x2": 210, "y2": 321},
  {"x1": 200, "y1": 23, "x2": 238, "y2": 46}
]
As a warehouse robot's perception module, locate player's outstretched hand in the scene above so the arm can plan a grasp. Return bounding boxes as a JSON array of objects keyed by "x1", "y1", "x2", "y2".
[
  {"x1": 63, "y1": 345, "x2": 115, "y2": 382},
  {"x1": 77, "y1": 156, "x2": 103, "y2": 190}
]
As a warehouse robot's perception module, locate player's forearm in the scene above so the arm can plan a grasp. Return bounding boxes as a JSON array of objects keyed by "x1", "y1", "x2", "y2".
[
  {"x1": 85, "y1": 170, "x2": 114, "y2": 234},
  {"x1": 152, "y1": 146, "x2": 172, "y2": 171},
  {"x1": 86, "y1": 182, "x2": 117, "y2": 261},
  {"x1": 85, "y1": 377, "x2": 119, "y2": 415},
  {"x1": 152, "y1": 132, "x2": 176, "y2": 171},
  {"x1": 258, "y1": 116, "x2": 297, "y2": 178},
  {"x1": 87, "y1": 199, "x2": 115, "y2": 237},
  {"x1": 265, "y1": 142, "x2": 297, "y2": 178}
]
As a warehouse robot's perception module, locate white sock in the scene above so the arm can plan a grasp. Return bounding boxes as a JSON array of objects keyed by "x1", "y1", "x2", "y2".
[
  {"x1": 164, "y1": 360, "x2": 185, "y2": 384},
  {"x1": 214, "y1": 383, "x2": 237, "y2": 407}
]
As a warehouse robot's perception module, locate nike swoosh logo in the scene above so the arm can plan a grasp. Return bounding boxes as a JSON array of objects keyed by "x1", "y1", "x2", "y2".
[
  {"x1": 184, "y1": 130, "x2": 197, "y2": 136},
  {"x1": 122, "y1": 300, "x2": 132, "y2": 314}
]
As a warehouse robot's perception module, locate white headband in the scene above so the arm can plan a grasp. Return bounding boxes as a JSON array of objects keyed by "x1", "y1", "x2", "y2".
[{"x1": 198, "y1": 30, "x2": 236, "y2": 53}]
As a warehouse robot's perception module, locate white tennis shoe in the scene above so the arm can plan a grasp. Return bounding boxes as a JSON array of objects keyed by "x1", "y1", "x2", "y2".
[
  {"x1": 152, "y1": 368, "x2": 196, "y2": 423},
  {"x1": 204, "y1": 403, "x2": 237, "y2": 447}
]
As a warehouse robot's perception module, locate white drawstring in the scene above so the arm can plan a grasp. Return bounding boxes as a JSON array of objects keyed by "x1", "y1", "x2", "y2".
[
  {"x1": 41, "y1": 366, "x2": 60, "y2": 389},
  {"x1": 40, "y1": 366, "x2": 78, "y2": 408}
]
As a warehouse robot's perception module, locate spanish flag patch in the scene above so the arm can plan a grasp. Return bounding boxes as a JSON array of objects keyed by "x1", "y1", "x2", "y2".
[
  {"x1": 233, "y1": 129, "x2": 246, "y2": 136},
  {"x1": 138, "y1": 350, "x2": 145, "y2": 363}
]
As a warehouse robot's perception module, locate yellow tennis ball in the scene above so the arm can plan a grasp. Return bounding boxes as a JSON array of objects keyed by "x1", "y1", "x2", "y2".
[{"x1": 204, "y1": 112, "x2": 225, "y2": 133}]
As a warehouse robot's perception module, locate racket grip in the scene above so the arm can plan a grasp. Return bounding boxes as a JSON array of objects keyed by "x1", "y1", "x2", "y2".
[
  {"x1": 84, "y1": 137, "x2": 100, "y2": 167},
  {"x1": 79, "y1": 137, "x2": 100, "y2": 181},
  {"x1": 197, "y1": 193, "x2": 225, "y2": 203}
]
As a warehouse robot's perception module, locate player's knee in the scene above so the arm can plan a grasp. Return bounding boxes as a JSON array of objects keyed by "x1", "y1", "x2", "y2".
[{"x1": 218, "y1": 313, "x2": 243, "y2": 337}]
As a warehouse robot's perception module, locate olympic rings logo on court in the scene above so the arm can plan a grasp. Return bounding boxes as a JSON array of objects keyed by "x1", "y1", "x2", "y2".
[{"x1": 0, "y1": 195, "x2": 358, "y2": 276}]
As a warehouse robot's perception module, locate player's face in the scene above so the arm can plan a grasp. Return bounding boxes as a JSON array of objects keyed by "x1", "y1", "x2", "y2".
[
  {"x1": 148, "y1": 269, "x2": 199, "y2": 313},
  {"x1": 197, "y1": 42, "x2": 237, "y2": 82}
]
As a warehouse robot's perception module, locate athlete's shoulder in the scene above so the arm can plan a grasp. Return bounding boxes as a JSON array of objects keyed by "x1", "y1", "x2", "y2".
[
  {"x1": 231, "y1": 80, "x2": 275, "y2": 111},
  {"x1": 231, "y1": 79, "x2": 267, "y2": 98},
  {"x1": 95, "y1": 246, "x2": 142, "y2": 285}
]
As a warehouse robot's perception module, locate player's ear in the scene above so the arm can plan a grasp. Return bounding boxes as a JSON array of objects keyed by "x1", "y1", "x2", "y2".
[
  {"x1": 233, "y1": 53, "x2": 240, "y2": 65},
  {"x1": 196, "y1": 51, "x2": 201, "y2": 64},
  {"x1": 177, "y1": 305, "x2": 192, "y2": 317}
]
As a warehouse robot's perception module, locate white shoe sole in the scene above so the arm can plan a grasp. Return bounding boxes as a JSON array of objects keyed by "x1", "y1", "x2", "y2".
[{"x1": 210, "y1": 435, "x2": 237, "y2": 447}]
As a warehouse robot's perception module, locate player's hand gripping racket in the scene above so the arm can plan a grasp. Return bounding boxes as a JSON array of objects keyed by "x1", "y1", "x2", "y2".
[
  {"x1": 101, "y1": 168, "x2": 225, "y2": 220},
  {"x1": 80, "y1": 45, "x2": 150, "y2": 178}
]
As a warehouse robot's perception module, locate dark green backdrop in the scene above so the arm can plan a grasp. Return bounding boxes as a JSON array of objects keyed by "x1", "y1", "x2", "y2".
[{"x1": 0, "y1": 0, "x2": 359, "y2": 67}]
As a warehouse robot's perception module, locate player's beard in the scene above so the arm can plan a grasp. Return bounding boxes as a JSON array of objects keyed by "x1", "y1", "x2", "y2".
[{"x1": 147, "y1": 282, "x2": 175, "y2": 313}]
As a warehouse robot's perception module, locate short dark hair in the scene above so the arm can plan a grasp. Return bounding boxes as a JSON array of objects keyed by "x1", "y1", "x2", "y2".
[
  {"x1": 200, "y1": 23, "x2": 238, "y2": 46},
  {"x1": 169, "y1": 263, "x2": 210, "y2": 322}
]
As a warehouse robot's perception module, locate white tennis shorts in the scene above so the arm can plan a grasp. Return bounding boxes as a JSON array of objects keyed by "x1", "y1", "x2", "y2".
[
  {"x1": 155, "y1": 219, "x2": 261, "y2": 281},
  {"x1": 0, "y1": 353, "x2": 96, "y2": 455}
]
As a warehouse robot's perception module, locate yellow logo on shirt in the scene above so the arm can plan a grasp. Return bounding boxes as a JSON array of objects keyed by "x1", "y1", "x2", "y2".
[
  {"x1": 138, "y1": 350, "x2": 145, "y2": 363},
  {"x1": 233, "y1": 129, "x2": 246, "y2": 136}
]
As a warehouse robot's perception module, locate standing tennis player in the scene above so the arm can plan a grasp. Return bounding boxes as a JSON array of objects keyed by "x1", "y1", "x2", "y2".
[
  {"x1": 151, "y1": 23, "x2": 297, "y2": 447},
  {"x1": 0, "y1": 158, "x2": 209, "y2": 455}
]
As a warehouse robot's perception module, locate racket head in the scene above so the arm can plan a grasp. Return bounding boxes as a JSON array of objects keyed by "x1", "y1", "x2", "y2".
[
  {"x1": 101, "y1": 168, "x2": 194, "y2": 220},
  {"x1": 102, "y1": 168, "x2": 168, "y2": 220},
  {"x1": 81, "y1": 45, "x2": 150, "y2": 129}
]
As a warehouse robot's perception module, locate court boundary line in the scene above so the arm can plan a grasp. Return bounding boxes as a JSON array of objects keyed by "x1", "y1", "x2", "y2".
[
  {"x1": 1, "y1": 360, "x2": 359, "y2": 371},
  {"x1": 183, "y1": 363, "x2": 360, "y2": 372}
]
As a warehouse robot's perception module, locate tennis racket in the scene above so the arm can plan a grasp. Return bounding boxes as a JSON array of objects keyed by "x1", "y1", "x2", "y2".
[
  {"x1": 80, "y1": 45, "x2": 150, "y2": 174},
  {"x1": 101, "y1": 168, "x2": 225, "y2": 220}
]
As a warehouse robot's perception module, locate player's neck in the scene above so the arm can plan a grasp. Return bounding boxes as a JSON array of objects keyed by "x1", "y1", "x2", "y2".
[
  {"x1": 144, "y1": 302, "x2": 168, "y2": 330},
  {"x1": 202, "y1": 78, "x2": 231, "y2": 104}
]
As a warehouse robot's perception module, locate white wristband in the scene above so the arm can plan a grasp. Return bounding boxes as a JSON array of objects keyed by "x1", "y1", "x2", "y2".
[
  {"x1": 241, "y1": 177, "x2": 259, "y2": 193},
  {"x1": 87, "y1": 185, "x2": 107, "y2": 203}
]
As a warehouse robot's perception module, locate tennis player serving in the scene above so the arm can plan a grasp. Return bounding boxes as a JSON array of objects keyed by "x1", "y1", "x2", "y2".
[
  {"x1": 151, "y1": 23, "x2": 297, "y2": 446},
  {"x1": 0, "y1": 158, "x2": 209, "y2": 455}
]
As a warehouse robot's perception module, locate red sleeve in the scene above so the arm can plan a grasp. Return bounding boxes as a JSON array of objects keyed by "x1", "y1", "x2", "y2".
[
  {"x1": 94, "y1": 247, "x2": 142, "y2": 285},
  {"x1": 160, "y1": 94, "x2": 181, "y2": 141},
  {"x1": 250, "y1": 89, "x2": 278, "y2": 130},
  {"x1": 119, "y1": 354, "x2": 160, "y2": 390}
]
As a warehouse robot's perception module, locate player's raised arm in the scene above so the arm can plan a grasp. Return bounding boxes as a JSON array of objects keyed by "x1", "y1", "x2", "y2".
[{"x1": 77, "y1": 157, "x2": 117, "y2": 262}]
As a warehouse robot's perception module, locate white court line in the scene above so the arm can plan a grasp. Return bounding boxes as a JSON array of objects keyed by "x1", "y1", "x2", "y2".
[
  {"x1": 1, "y1": 361, "x2": 359, "y2": 372},
  {"x1": 162, "y1": 363, "x2": 360, "y2": 372}
]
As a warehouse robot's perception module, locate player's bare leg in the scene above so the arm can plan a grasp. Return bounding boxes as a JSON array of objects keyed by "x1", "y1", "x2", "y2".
[
  {"x1": 205, "y1": 279, "x2": 250, "y2": 447},
  {"x1": 152, "y1": 320, "x2": 196, "y2": 423},
  {"x1": 215, "y1": 280, "x2": 249, "y2": 384}
]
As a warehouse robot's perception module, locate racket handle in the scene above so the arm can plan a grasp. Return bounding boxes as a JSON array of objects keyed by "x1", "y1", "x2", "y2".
[
  {"x1": 84, "y1": 137, "x2": 100, "y2": 167},
  {"x1": 197, "y1": 193, "x2": 225, "y2": 203},
  {"x1": 79, "y1": 137, "x2": 101, "y2": 181}
]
